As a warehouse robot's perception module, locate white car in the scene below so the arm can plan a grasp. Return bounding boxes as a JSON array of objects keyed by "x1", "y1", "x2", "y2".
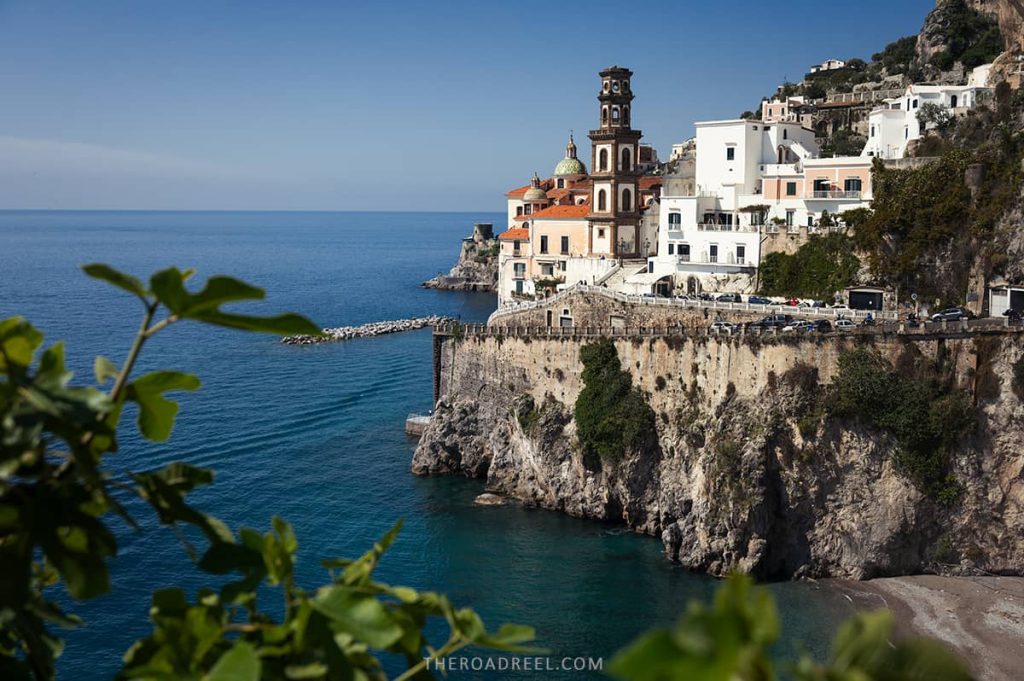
[
  {"x1": 781, "y1": 321, "x2": 803, "y2": 333},
  {"x1": 708, "y1": 321, "x2": 737, "y2": 335},
  {"x1": 835, "y1": 319, "x2": 856, "y2": 332}
]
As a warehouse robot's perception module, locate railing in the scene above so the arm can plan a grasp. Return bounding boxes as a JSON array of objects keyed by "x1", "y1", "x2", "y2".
[
  {"x1": 676, "y1": 254, "x2": 691, "y2": 263},
  {"x1": 808, "y1": 190, "x2": 862, "y2": 199},
  {"x1": 696, "y1": 223, "x2": 758, "y2": 233},
  {"x1": 439, "y1": 317, "x2": 1012, "y2": 341},
  {"x1": 488, "y1": 283, "x2": 902, "y2": 325}
]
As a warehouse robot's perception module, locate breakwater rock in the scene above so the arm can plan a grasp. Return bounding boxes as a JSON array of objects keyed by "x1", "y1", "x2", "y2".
[{"x1": 282, "y1": 316, "x2": 452, "y2": 345}]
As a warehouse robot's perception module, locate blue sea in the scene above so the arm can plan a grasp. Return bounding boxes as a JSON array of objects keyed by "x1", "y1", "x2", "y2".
[{"x1": 0, "y1": 211, "x2": 851, "y2": 678}]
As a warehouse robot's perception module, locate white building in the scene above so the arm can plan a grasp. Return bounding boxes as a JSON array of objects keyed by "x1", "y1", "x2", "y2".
[
  {"x1": 647, "y1": 118, "x2": 873, "y2": 294},
  {"x1": 809, "y1": 59, "x2": 846, "y2": 74},
  {"x1": 862, "y1": 65, "x2": 992, "y2": 160}
]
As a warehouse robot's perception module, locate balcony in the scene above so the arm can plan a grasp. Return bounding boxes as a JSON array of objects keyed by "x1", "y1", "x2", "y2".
[
  {"x1": 696, "y1": 223, "x2": 757, "y2": 233},
  {"x1": 807, "y1": 190, "x2": 862, "y2": 200}
]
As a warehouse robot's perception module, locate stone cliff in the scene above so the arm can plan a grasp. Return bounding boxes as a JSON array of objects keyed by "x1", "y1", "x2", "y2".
[
  {"x1": 423, "y1": 223, "x2": 498, "y2": 293},
  {"x1": 413, "y1": 327, "x2": 1024, "y2": 580}
]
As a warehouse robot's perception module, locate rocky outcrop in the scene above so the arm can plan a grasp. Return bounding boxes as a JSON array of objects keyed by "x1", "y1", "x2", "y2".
[
  {"x1": 423, "y1": 223, "x2": 498, "y2": 292},
  {"x1": 413, "y1": 331, "x2": 1024, "y2": 580}
]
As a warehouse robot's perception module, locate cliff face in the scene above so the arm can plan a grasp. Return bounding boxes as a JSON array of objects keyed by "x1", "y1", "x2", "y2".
[
  {"x1": 413, "y1": 332, "x2": 1024, "y2": 580},
  {"x1": 423, "y1": 225, "x2": 498, "y2": 292}
]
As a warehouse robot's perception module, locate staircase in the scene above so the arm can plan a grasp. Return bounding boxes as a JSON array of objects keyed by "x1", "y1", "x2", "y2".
[{"x1": 599, "y1": 260, "x2": 648, "y2": 292}]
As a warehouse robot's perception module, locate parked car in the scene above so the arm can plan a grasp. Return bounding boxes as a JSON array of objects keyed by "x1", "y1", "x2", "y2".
[
  {"x1": 930, "y1": 307, "x2": 970, "y2": 322},
  {"x1": 782, "y1": 321, "x2": 811, "y2": 333},
  {"x1": 673, "y1": 294, "x2": 691, "y2": 302},
  {"x1": 835, "y1": 319, "x2": 856, "y2": 332},
  {"x1": 785, "y1": 298, "x2": 800, "y2": 306},
  {"x1": 747, "y1": 295, "x2": 771, "y2": 305},
  {"x1": 748, "y1": 314, "x2": 791, "y2": 330},
  {"x1": 814, "y1": 319, "x2": 833, "y2": 333},
  {"x1": 708, "y1": 321, "x2": 737, "y2": 335},
  {"x1": 717, "y1": 293, "x2": 741, "y2": 303}
]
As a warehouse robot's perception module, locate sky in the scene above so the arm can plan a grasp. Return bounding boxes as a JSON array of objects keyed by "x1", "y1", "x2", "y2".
[{"x1": 0, "y1": 0, "x2": 937, "y2": 211}]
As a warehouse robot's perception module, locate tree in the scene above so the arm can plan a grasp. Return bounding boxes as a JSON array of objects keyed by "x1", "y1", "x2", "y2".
[
  {"x1": 918, "y1": 102, "x2": 953, "y2": 132},
  {"x1": 820, "y1": 128, "x2": 867, "y2": 157},
  {"x1": 0, "y1": 265, "x2": 533, "y2": 679}
]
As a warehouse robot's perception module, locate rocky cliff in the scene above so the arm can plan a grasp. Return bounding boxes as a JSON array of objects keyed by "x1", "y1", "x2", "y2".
[
  {"x1": 413, "y1": 330, "x2": 1024, "y2": 580},
  {"x1": 423, "y1": 223, "x2": 498, "y2": 292}
]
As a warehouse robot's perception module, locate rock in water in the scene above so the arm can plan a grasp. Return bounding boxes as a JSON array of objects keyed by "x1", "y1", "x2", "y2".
[{"x1": 281, "y1": 316, "x2": 452, "y2": 345}]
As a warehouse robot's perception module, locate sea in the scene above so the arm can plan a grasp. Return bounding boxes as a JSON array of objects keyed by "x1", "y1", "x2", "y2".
[{"x1": 0, "y1": 210, "x2": 852, "y2": 679}]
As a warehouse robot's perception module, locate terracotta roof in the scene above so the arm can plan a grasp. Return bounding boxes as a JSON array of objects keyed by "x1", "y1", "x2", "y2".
[
  {"x1": 528, "y1": 204, "x2": 590, "y2": 219},
  {"x1": 546, "y1": 188, "x2": 571, "y2": 201},
  {"x1": 506, "y1": 178, "x2": 553, "y2": 197},
  {"x1": 499, "y1": 228, "x2": 530, "y2": 241},
  {"x1": 638, "y1": 176, "x2": 662, "y2": 190}
]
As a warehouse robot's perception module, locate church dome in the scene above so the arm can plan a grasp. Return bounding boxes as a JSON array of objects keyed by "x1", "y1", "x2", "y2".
[
  {"x1": 523, "y1": 186, "x2": 548, "y2": 202},
  {"x1": 554, "y1": 156, "x2": 587, "y2": 177},
  {"x1": 522, "y1": 172, "x2": 548, "y2": 202},
  {"x1": 553, "y1": 132, "x2": 587, "y2": 177}
]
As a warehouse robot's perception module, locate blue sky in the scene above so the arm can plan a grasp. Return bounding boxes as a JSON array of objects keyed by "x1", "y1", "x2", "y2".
[{"x1": 0, "y1": 0, "x2": 935, "y2": 211}]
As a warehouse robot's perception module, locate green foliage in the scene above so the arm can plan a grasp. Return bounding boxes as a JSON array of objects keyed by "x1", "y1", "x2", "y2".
[
  {"x1": 0, "y1": 266, "x2": 530, "y2": 679},
  {"x1": 610, "y1": 574, "x2": 972, "y2": 681},
  {"x1": 758, "y1": 234, "x2": 860, "y2": 299},
  {"x1": 829, "y1": 348, "x2": 973, "y2": 503},
  {"x1": 121, "y1": 519, "x2": 537, "y2": 680},
  {"x1": 918, "y1": 102, "x2": 953, "y2": 132},
  {"x1": 925, "y1": 0, "x2": 1003, "y2": 70},
  {"x1": 574, "y1": 340, "x2": 656, "y2": 462},
  {"x1": 820, "y1": 129, "x2": 866, "y2": 157},
  {"x1": 871, "y1": 35, "x2": 918, "y2": 74}
]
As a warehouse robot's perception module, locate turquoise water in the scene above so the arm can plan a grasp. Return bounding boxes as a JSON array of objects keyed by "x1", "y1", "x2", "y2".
[{"x1": 0, "y1": 211, "x2": 849, "y2": 678}]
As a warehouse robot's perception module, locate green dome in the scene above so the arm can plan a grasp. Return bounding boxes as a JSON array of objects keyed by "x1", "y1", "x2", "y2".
[{"x1": 554, "y1": 157, "x2": 587, "y2": 177}]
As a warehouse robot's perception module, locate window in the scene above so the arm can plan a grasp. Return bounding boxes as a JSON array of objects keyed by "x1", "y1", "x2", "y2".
[
  {"x1": 602, "y1": 107, "x2": 608, "y2": 124},
  {"x1": 709, "y1": 244, "x2": 718, "y2": 263},
  {"x1": 678, "y1": 243, "x2": 690, "y2": 261},
  {"x1": 516, "y1": 206, "x2": 523, "y2": 216},
  {"x1": 668, "y1": 243, "x2": 675, "y2": 255},
  {"x1": 913, "y1": 99, "x2": 918, "y2": 109},
  {"x1": 513, "y1": 263, "x2": 525, "y2": 278},
  {"x1": 598, "y1": 228, "x2": 605, "y2": 238},
  {"x1": 541, "y1": 263, "x2": 554, "y2": 276},
  {"x1": 668, "y1": 212, "x2": 681, "y2": 228},
  {"x1": 560, "y1": 236, "x2": 569, "y2": 254},
  {"x1": 599, "y1": 149, "x2": 608, "y2": 171},
  {"x1": 559, "y1": 261, "x2": 566, "y2": 272},
  {"x1": 736, "y1": 245, "x2": 746, "y2": 264},
  {"x1": 557, "y1": 179, "x2": 565, "y2": 189},
  {"x1": 621, "y1": 147, "x2": 631, "y2": 171},
  {"x1": 622, "y1": 105, "x2": 629, "y2": 126},
  {"x1": 539, "y1": 235, "x2": 548, "y2": 253},
  {"x1": 621, "y1": 188, "x2": 632, "y2": 212},
  {"x1": 612, "y1": 107, "x2": 620, "y2": 123},
  {"x1": 905, "y1": 127, "x2": 909, "y2": 139},
  {"x1": 598, "y1": 190, "x2": 607, "y2": 211},
  {"x1": 726, "y1": 147, "x2": 735, "y2": 161},
  {"x1": 813, "y1": 179, "x2": 829, "y2": 195},
  {"x1": 785, "y1": 210, "x2": 795, "y2": 227},
  {"x1": 786, "y1": 182, "x2": 797, "y2": 196},
  {"x1": 950, "y1": 94, "x2": 958, "y2": 108},
  {"x1": 870, "y1": 125, "x2": 875, "y2": 137},
  {"x1": 524, "y1": 204, "x2": 532, "y2": 215},
  {"x1": 844, "y1": 177, "x2": 862, "y2": 193},
  {"x1": 783, "y1": 129, "x2": 788, "y2": 140},
  {"x1": 808, "y1": 215, "x2": 815, "y2": 227}
]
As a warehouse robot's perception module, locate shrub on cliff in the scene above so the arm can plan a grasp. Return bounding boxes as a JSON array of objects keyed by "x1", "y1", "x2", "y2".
[
  {"x1": 574, "y1": 340, "x2": 656, "y2": 462},
  {"x1": 758, "y1": 233, "x2": 859, "y2": 300},
  {"x1": 828, "y1": 347, "x2": 973, "y2": 504}
]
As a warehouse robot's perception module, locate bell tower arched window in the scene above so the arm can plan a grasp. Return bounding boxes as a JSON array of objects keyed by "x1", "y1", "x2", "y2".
[
  {"x1": 597, "y1": 190, "x2": 607, "y2": 211},
  {"x1": 611, "y1": 106, "x2": 620, "y2": 123},
  {"x1": 599, "y1": 148, "x2": 608, "y2": 171},
  {"x1": 602, "y1": 107, "x2": 608, "y2": 124},
  {"x1": 621, "y1": 188, "x2": 632, "y2": 212},
  {"x1": 621, "y1": 147, "x2": 631, "y2": 171},
  {"x1": 623, "y1": 105, "x2": 629, "y2": 126}
]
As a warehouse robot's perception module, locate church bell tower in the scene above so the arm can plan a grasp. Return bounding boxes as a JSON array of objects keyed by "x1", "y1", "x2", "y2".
[{"x1": 587, "y1": 66, "x2": 642, "y2": 258}]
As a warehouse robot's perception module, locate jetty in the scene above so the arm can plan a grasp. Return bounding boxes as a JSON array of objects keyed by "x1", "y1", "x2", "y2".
[
  {"x1": 405, "y1": 413, "x2": 431, "y2": 437},
  {"x1": 282, "y1": 316, "x2": 453, "y2": 345}
]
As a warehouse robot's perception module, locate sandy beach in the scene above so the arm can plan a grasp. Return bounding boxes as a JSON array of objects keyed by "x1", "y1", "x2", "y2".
[{"x1": 830, "y1": 576, "x2": 1024, "y2": 681}]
